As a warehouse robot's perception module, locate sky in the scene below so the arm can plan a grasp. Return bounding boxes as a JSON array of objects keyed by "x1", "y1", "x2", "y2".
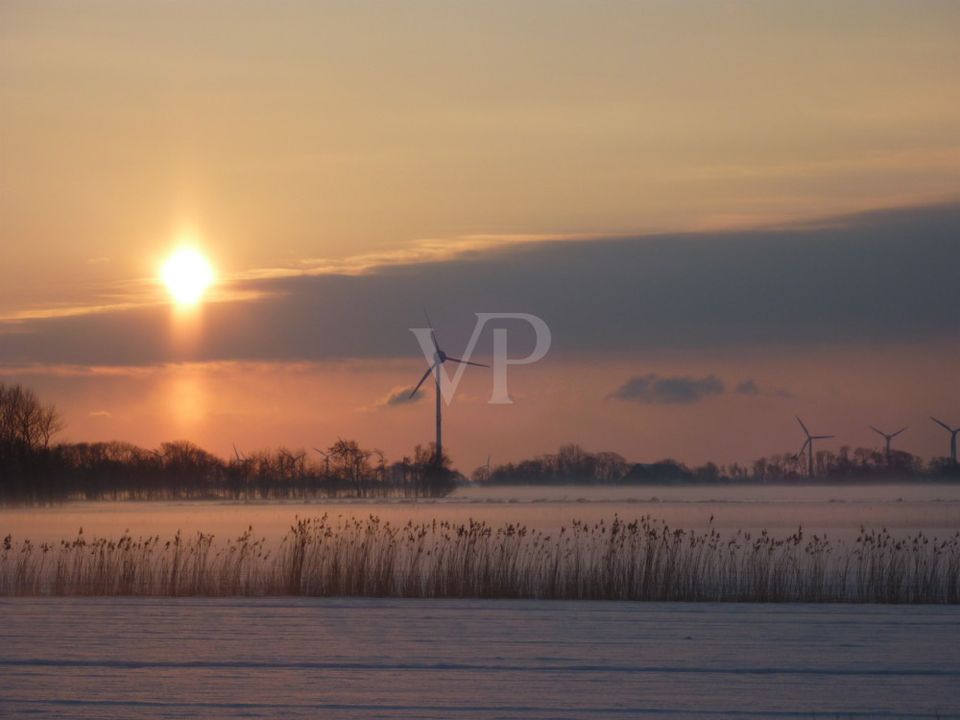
[{"x1": 1, "y1": 1, "x2": 959, "y2": 470}]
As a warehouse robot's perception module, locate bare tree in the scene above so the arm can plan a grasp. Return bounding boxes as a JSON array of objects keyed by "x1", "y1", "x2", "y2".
[
  {"x1": 328, "y1": 439, "x2": 373, "y2": 497},
  {"x1": 0, "y1": 383, "x2": 64, "y2": 454}
]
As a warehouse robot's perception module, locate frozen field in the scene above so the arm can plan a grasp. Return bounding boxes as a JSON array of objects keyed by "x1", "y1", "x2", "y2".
[
  {"x1": 3, "y1": 483, "x2": 960, "y2": 546},
  {"x1": 1, "y1": 598, "x2": 958, "y2": 719}
]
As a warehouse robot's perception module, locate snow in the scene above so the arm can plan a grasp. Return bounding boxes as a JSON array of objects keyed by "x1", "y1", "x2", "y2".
[
  {"x1": 3, "y1": 483, "x2": 960, "y2": 547},
  {"x1": 1, "y1": 598, "x2": 958, "y2": 718}
]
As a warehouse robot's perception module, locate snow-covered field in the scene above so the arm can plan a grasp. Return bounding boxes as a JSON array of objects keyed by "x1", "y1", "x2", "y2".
[
  {"x1": 2, "y1": 598, "x2": 958, "y2": 719},
  {"x1": 3, "y1": 487, "x2": 958, "y2": 715},
  {"x1": 3, "y1": 483, "x2": 960, "y2": 546}
]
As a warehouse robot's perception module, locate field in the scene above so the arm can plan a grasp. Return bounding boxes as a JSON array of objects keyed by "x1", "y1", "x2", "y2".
[
  {"x1": 4, "y1": 484, "x2": 960, "y2": 601},
  {"x1": 4, "y1": 483, "x2": 960, "y2": 543},
  {"x1": 3, "y1": 484, "x2": 960, "y2": 717},
  {"x1": 2, "y1": 597, "x2": 959, "y2": 719}
]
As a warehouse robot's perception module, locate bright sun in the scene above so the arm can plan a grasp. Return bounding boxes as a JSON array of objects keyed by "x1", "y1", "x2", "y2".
[{"x1": 162, "y1": 248, "x2": 214, "y2": 305}]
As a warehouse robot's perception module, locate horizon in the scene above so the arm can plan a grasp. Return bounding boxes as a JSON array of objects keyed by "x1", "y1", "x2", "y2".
[{"x1": 4, "y1": 374, "x2": 960, "y2": 477}]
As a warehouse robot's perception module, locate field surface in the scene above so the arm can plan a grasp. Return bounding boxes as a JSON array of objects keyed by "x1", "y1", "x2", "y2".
[
  {"x1": 3, "y1": 483, "x2": 960, "y2": 546},
  {"x1": 1, "y1": 597, "x2": 958, "y2": 719}
]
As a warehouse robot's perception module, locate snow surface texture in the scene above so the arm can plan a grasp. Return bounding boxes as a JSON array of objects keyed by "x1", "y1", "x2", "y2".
[{"x1": 1, "y1": 598, "x2": 958, "y2": 719}]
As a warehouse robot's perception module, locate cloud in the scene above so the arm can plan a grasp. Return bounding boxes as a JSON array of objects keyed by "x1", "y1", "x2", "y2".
[
  {"x1": 376, "y1": 386, "x2": 425, "y2": 408},
  {"x1": 611, "y1": 374, "x2": 725, "y2": 404},
  {"x1": 735, "y1": 379, "x2": 794, "y2": 398},
  {"x1": 612, "y1": 375, "x2": 794, "y2": 404},
  {"x1": 0, "y1": 202, "x2": 958, "y2": 366},
  {"x1": 87, "y1": 410, "x2": 112, "y2": 418}
]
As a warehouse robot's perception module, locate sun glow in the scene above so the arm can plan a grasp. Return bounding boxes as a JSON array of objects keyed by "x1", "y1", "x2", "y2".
[{"x1": 162, "y1": 248, "x2": 214, "y2": 306}]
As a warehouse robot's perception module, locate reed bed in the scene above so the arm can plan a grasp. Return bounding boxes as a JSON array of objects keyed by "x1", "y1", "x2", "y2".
[{"x1": 2, "y1": 515, "x2": 959, "y2": 602}]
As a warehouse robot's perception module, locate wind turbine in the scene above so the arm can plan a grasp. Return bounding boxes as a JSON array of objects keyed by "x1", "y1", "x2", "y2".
[
  {"x1": 409, "y1": 312, "x2": 487, "y2": 466},
  {"x1": 794, "y1": 416, "x2": 834, "y2": 477},
  {"x1": 869, "y1": 425, "x2": 907, "y2": 457},
  {"x1": 313, "y1": 447, "x2": 331, "y2": 476},
  {"x1": 930, "y1": 417, "x2": 960, "y2": 464},
  {"x1": 477, "y1": 454, "x2": 492, "y2": 483}
]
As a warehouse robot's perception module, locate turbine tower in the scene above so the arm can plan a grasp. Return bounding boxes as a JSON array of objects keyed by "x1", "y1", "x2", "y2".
[
  {"x1": 313, "y1": 447, "x2": 331, "y2": 476},
  {"x1": 795, "y1": 416, "x2": 834, "y2": 478},
  {"x1": 410, "y1": 313, "x2": 487, "y2": 466},
  {"x1": 869, "y1": 425, "x2": 907, "y2": 457},
  {"x1": 930, "y1": 417, "x2": 960, "y2": 464}
]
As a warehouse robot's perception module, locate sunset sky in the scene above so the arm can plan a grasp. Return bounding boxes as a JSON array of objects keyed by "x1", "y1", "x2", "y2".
[{"x1": 2, "y1": 1, "x2": 959, "y2": 470}]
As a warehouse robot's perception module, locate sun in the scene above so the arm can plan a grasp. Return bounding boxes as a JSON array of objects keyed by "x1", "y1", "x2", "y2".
[{"x1": 162, "y1": 248, "x2": 214, "y2": 306}]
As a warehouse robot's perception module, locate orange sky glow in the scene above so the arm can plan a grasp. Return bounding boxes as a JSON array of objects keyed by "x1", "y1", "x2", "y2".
[{"x1": 2, "y1": 1, "x2": 959, "y2": 471}]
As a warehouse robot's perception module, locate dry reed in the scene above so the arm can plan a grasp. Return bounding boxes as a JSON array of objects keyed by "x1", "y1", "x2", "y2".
[{"x1": 2, "y1": 515, "x2": 958, "y2": 602}]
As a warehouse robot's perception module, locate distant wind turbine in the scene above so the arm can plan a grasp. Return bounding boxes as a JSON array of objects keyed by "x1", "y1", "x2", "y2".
[
  {"x1": 479, "y1": 454, "x2": 492, "y2": 483},
  {"x1": 869, "y1": 425, "x2": 907, "y2": 457},
  {"x1": 409, "y1": 312, "x2": 487, "y2": 466},
  {"x1": 794, "y1": 416, "x2": 834, "y2": 477},
  {"x1": 930, "y1": 417, "x2": 960, "y2": 464},
  {"x1": 313, "y1": 447, "x2": 331, "y2": 476}
]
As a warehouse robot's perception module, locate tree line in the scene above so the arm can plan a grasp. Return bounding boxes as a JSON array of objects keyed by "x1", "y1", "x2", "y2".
[
  {"x1": 473, "y1": 443, "x2": 960, "y2": 485},
  {"x1": 3, "y1": 382, "x2": 958, "y2": 503},
  {"x1": 0, "y1": 383, "x2": 457, "y2": 504}
]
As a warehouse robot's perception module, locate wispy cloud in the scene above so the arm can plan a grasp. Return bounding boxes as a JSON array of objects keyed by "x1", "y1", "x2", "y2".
[
  {"x1": 1, "y1": 232, "x2": 562, "y2": 322},
  {"x1": 375, "y1": 386, "x2": 425, "y2": 408},
  {"x1": 0, "y1": 202, "x2": 958, "y2": 366},
  {"x1": 611, "y1": 375, "x2": 793, "y2": 405},
  {"x1": 227, "y1": 232, "x2": 596, "y2": 283},
  {"x1": 0, "y1": 285, "x2": 269, "y2": 323},
  {"x1": 610, "y1": 374, "x2": 725, "y2": 404},
  {"x1": 735, "y1": 379, "x2": 793, "y2": 399}
]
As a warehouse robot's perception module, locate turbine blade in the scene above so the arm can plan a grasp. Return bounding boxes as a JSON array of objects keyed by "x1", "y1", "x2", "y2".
[
  {"x1": 410, "y1": 363, "x2": 436, "y2": 397},
  {"x1": 869, "y1": 426, "x2": 885, "y2": 438},
  {"x1": 446, "y1": 357, "x2": 489, "y2": 368},
  {"x1": 891, "y1": 427, "x2": 908, "y2": 437},
  {"x1": 813, "y1": 435, "x2": 834, "y2": 440},
  {"x1": 795, "y1": 438, "x2": 810, "y2": 459},
  {"x1": 931, "y1": 417, "x2": 952, "y2": 432},
  {"x1": 796, "y1": 416, "x2": 810, "y2": 437},
  {"x1": 423, "y1": 308, "x2": 440, "y2": 353}
]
